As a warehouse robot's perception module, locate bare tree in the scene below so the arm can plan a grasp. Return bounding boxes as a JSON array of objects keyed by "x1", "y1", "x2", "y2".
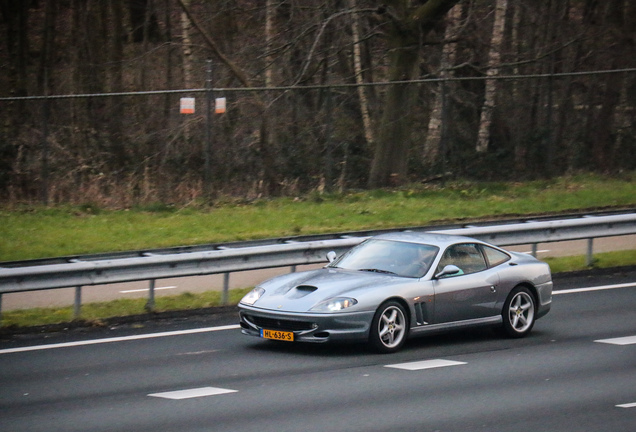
[
  {"x1": 349, "y1": 0, "x2": 375, "y2": 148},
  {"x1": 1, "y1": 0, "x2": 636, "y2": 204},
  {"x1": 423, "y1": 3, "x2": 463, "y2": 165},
  {"x1": 476, "y1": 0, "x2": 508, "y2": 153},
  {"x1": 368, "y1": 0, "x2": 461, "y2": 188},
  {"x1": 180, "y1": 0, "x2": 194, "y2": 89}
]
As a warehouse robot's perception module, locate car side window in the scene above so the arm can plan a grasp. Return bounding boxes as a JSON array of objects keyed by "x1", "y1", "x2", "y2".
[
  {"x1": 482, "y1": 245, "x2": 510, "y2": 267},
  {"x1": 437, "y1": 243, "x2": 488, "y2": 276}
]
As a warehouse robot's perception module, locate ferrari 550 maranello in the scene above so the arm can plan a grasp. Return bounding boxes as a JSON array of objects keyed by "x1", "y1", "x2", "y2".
[{"x1": 238, "y1": 232, "x2": 552, "y2": 353}]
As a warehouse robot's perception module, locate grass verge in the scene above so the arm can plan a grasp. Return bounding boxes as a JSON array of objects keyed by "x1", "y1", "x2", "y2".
[
  {"x1": 2, "y1": 174, "x2": 636, "y2": 262},
  {"x1": 1, "y1": 288, "x2": 253, "y2": 329}
]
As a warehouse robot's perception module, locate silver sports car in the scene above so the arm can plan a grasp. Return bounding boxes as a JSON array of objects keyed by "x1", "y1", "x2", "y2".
[{"x1": 239, "y1": 232, "x2": 552, "y2": 353}]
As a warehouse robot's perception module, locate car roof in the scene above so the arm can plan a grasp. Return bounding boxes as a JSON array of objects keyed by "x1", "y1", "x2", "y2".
[{"x1": 372, "y1": 231, "x2": 482, "y2": 248}]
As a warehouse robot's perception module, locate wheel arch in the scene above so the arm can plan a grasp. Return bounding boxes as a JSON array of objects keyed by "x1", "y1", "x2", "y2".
[
  {"x1": 513, "y1": 282, "x2": 539, "y2": 312},
  {"x1": 369, "y1": 297, "x2": 411, "y2": 353}
]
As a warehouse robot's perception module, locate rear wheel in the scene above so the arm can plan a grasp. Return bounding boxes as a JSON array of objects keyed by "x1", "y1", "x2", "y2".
[
  {"x1": 369, "y1": 301, "x2": 408, "y2": 353},
  {"x1": 502, "y1": 286, "x2": 536, "y2": 338}
]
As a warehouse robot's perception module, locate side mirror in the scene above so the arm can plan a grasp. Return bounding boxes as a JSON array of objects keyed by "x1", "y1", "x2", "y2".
[
  {"x1": 326, "y1": 251, "x2": 337, "y2": 263},
  {"x1": 435, "y1": 264, "x2": 461, "y2": 279}
]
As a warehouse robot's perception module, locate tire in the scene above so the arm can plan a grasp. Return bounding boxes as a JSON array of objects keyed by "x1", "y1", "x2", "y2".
[
  {"x1": 369, "y1": 301, "x2": 409, "y2": 353},
  {"x1": 502, "y1": 286, "x2": 536, "y2": 338}
]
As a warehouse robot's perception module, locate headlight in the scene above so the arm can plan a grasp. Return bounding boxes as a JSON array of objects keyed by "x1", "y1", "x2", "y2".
[
  {"x1": 241, "y1": 287, "x2": 265, "y2": 305},
  {"x1": 310, "y1": 297, "x2": 358, "y2": 312}
]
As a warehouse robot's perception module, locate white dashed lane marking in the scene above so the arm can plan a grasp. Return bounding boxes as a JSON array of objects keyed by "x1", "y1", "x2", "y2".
[
  {"x1": 151, "y1": 359, "x2": 468, "y2": 401},
  {"x1": 149, "y1": 387, "x2": 237, "y2": 400},
  {"x1": 120, "y1": 286, "x2": 177, "y2": 294},
  {"x1": 385, "y1": 359, "x2": 467, "y2": 371},
  {"x1": 595, "y1": 336, "x2": 636, "y2": 346}
]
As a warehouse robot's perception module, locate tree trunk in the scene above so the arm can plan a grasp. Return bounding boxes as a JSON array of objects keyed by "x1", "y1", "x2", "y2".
[
  {"x1": 476, "y1": 0, "x2": 508, "y2": 153},
  {"x1": 0, "y1": 0, "x2": 29, "y2": 196},
  {"x1": 109, "y1": 0, "x2": 126, "y2": 169},
  {"x1": 164, "y1": 0, "x2": 173, "y2": 110},
  {"x1": 177, "y1": 0, "x2": 251, "y2": 88},
  {"x1": 130, "y1": 0, "x2": 161, "y2": 43},
  {"x1": 110, "y1": 0, "x2": 124, "y2": 92},
  {"x1": 261, "y1": 0, "x2": 279, "y2": 195},
  {"x1": 180, "y1": 0, "x2": 194, "y2": 89},
  {"x1": 37, "y1": 0, "x2": 56, "y2": 95},
  {"x1": 348, "y1": 0, "x2": 375, "y2": 148},
  {"x1": 4, "y1": 0, "x2": 29, "y2": 98},
  {"x1": 612, "y1": 0, "x2": 636, "y2": 160},
  {"x1": 424, "y1": 3, "x2": 462, "y2": 165},
  {"x1": 511, "y1": 0, "x2": 525, "y2": 170},
  {"x1": 368, "y1": 38, "x2": 419, "y2": 187},
  {"x1": 368, "y1": 0, "x2": 460, "y2": 188}
]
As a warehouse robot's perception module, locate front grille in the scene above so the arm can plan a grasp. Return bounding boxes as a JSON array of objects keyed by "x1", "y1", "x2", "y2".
[{"x1": 245, "y1": 314, "x2": 315, "y2": 332}]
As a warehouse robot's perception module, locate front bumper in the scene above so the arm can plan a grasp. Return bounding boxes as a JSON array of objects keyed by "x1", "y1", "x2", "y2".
[{"x1": 238, "y1": 304, "x2": 375, "y2": 343}]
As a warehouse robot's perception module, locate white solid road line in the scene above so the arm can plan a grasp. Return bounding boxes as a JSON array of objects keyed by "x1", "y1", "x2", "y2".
[
  {"x1": 0, "y1": 324, "x2": 240, "y2": 355},
  {"x1": 617, "y1": 402, "x2": 636, "y2": 409},
  {"x1": 385, "y1": 359, "x2": 467, "y2": 371},
  {"x1": 553, "y1": 282, "x2": 636, "y2": 295}
]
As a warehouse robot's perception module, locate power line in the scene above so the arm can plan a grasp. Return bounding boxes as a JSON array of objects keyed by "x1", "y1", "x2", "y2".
[{"x1": 1, "y1": 68, "x2": 635, "y2": 102}]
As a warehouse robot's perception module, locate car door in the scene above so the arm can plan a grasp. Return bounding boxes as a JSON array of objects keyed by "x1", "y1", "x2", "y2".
[{"x1": 432, "y1": 243, "x2": 500, "y2": 323}]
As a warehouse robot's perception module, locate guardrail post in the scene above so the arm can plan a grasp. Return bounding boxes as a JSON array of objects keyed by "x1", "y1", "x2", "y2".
[
  {"x1": 0, "y1": 293, "x2": 3, "y2": 323},
  {"x1": 586, "y1": 238, "x2": 594, "y2": 266},
  {"x1": 74, "y1": 286, "x2": 82, "y2": 319},
  {"x1": 146, "y1": 279, "x2": 156, "y2": 312},
  {"x1": 204, "y1": 59, "x2": 214, "y2": 199},
  {"x1": 531, "y1": 244, "x2": 538, "y2": 258},
  {"x1": 222, "y1": 273, "x2": 230, "y2": 305}
]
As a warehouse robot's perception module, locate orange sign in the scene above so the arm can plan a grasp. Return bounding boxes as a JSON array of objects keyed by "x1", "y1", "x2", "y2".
[
  {"x1": 180, "y1": 97, "x2": 195, "y2": 114},
  {"x1": 215, "y1": 97, "x2": 226, "y2": 114}
]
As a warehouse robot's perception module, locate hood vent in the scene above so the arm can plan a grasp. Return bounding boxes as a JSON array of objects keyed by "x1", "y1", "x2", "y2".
[{"x1": 286, "y1": 285, "x2": 318, "y2": 299}]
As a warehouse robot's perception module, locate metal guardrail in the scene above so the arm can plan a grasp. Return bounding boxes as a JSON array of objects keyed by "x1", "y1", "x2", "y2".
[{"x1": 1, "y1": 213, "x2": 635, "y2": 319}]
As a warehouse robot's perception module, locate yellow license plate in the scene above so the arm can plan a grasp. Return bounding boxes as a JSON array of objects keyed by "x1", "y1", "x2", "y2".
[{"x1": 261, "y1": 329, "x2": 294, "y2": 342}]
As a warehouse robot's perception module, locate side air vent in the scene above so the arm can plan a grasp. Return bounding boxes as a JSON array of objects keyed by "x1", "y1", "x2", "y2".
[{"x1": 415, "y1": 302, "x2": 430, "y2": 326}]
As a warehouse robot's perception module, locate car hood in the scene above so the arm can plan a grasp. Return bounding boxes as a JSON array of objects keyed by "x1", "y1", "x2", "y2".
[{"x1": 252, "y1": 267, "x2": 409, "y2": 313}]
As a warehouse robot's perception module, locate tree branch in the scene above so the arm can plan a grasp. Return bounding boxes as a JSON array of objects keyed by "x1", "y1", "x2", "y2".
[
  {"x1": 176, "y1": 0, "x2": 251, "y2": 88},
  {"x1": 412, "y1": 0, "x2": 461, "y2": 30}
]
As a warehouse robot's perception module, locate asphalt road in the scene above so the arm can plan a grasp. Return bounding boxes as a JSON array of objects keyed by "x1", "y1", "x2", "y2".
[{"x1": 1, "y1": 269, "x2": 635, "y2": 432}]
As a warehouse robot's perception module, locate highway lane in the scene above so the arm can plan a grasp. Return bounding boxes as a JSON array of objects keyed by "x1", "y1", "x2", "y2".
[{"x1": 0, "y1": 270, "x2": 635, "y2": 431}]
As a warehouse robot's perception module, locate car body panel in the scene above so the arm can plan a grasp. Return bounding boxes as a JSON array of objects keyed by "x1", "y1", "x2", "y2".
[
  {"x1": 238, "y1": 232, "x2": 553, "y2": 349},
  {"x1": 433, "y1": 269, "x2": 500, "y2": 323},
  {"x1": 254, "y1": 268, "x2": 412, "y2": 313}
]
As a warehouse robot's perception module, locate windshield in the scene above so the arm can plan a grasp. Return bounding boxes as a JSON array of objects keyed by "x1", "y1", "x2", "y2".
[{"x1": 329, "y1": 239, "x2": 439, "y2": 278}]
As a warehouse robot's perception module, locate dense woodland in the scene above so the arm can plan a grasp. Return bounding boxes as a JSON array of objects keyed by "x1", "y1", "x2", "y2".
[{"x1": 1, "y1": 0, "x2": 635, "y2": 206}]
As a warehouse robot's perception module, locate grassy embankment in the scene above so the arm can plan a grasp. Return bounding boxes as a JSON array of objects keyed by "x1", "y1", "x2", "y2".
[{"x1": 1, "y1": 174, "x2": 635, "y2": 328}]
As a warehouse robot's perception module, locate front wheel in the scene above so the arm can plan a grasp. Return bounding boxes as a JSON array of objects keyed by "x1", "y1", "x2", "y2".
[
  {"x1": 369, "y1": 301, "x2": 409, "y2": 353},
  {"x1": 502, "y1": 286, "x2": 536, "y2": 338}
]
